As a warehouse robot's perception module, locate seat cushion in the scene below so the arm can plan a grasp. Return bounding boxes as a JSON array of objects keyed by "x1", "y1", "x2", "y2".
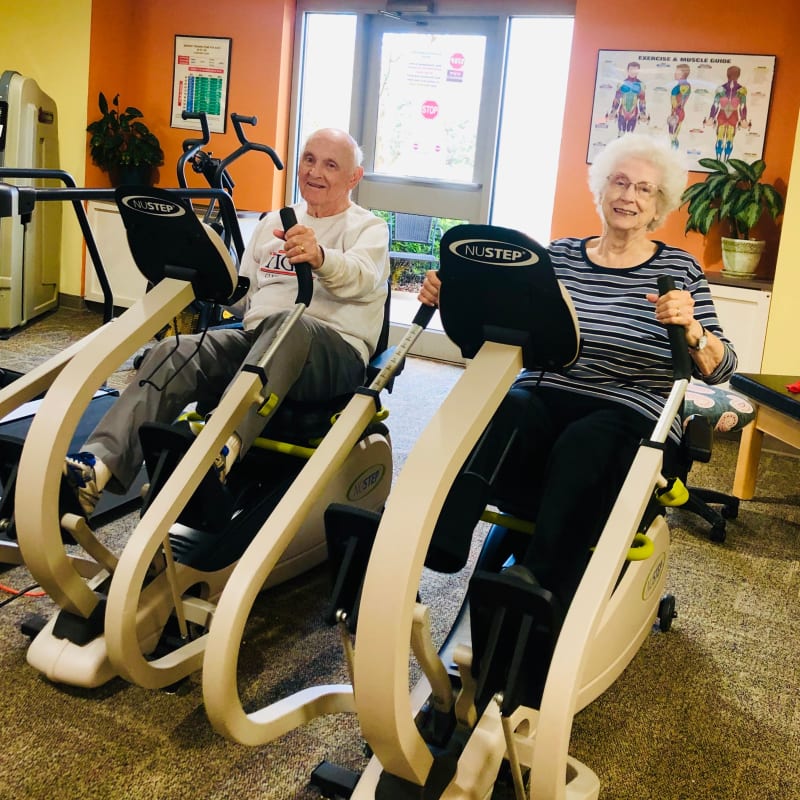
[{"x1": 684, "y1": 382, "x2": 756, "y2": 433}]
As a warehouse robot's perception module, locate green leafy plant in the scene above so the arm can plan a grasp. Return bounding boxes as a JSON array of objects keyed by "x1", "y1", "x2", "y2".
[
  {"x1": 86, "y1": 92, "x2": 164, "y2": 176},
  {"x1": 680, "y1": 157, "x2": 784, "y2": 240}
]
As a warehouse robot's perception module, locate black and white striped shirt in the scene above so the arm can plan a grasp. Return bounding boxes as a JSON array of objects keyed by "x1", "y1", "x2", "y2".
[{"x1": 514, "y1": 237, "x2": 738, "y2": 441}]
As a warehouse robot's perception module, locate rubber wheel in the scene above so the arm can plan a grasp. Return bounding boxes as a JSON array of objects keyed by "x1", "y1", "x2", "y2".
[{"x1": 658, "y1": 594, "x2": 676, "y2": 632}]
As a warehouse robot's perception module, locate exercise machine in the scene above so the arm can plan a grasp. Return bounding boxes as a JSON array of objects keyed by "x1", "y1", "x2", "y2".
[
  {"x1": 199, "y1": 299, "x2": 434, "y2": 744},
  {"x1": 14, "y1": 188, "x2": 407, "y2": 692},
  {"x1": 0, "y1": 172, "x2": 131, "y2": 575},
  {"x1": 0, "y1": 71, "x2": 60, "y2": 329},
  {"x1": 303, "y1": 225, "x2": 687, "y2": 798},
  {"x1": 196, "y1": 224, "x2": 576, "y2": 747}
]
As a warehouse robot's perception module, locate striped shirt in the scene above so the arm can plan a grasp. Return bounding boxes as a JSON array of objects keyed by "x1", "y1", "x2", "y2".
[{"x1": 514, "y1": 237, "x2": 738, "y2": 441}]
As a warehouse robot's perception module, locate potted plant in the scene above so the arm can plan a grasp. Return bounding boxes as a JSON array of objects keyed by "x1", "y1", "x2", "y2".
[
  {"x1": 680, "y1": 157, "x2": 784, "y2": 277},
  {"x1": 86, "y1": 91, "x2": 164, "y2": 186}
]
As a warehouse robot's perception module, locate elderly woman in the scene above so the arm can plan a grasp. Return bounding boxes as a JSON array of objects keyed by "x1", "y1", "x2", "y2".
[{"x1": 420, "y1": 133, "x2": 737, "y2": 612}]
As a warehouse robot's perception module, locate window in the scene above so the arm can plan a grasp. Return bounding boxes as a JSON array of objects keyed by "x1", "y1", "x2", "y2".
[{"x1": 293, "y1": 9, "x2": 573, "y2": 360}]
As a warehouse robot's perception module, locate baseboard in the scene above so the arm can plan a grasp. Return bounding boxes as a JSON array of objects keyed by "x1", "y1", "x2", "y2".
[{"x1": 58, "y1": 293, "x2": 86, "y2": 310}]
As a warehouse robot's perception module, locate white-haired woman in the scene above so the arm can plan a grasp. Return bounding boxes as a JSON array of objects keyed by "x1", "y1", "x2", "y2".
[{"x1": 420, "y1": 133, "x2": 736, "y2": 615}]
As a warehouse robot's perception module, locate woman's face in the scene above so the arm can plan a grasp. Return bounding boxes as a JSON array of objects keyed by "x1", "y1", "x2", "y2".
[{"x1": 600, "y1": 156, "x2": 662, "y2": 235}]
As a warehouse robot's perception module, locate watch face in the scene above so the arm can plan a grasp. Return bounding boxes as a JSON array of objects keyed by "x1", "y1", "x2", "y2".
[{"x1": 697, "y1": 334, "x2": 708, "y2": 351}]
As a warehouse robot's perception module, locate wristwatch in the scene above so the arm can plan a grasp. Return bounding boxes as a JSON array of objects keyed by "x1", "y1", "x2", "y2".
[{"x1": 690, "y1": 324, "x2": 708, "y2": 352}]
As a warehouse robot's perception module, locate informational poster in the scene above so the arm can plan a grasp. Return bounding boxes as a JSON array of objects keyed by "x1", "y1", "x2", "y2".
[
  {"x1": 588, "y1": 50, "x2": 776, "y2": 171},
  {"x1": 374, "y1": 32, "x2": 486, "y2": 183},
  {"x1": 171, "y1": 35, "x2": 232, "y2": 134}
]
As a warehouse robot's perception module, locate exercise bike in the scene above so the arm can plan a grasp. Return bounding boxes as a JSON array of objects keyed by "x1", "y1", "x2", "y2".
[
  {"x1": 304, "y1": 224, "x2": 687, "y2": 799},
  {"x1": 143, "y1": 109, "x2": 281, "y2": 341}
]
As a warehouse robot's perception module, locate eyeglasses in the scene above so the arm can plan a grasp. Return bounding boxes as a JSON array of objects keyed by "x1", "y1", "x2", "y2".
[{"x1": 606, "y1": 174, "x2": 660, "y2": 199}]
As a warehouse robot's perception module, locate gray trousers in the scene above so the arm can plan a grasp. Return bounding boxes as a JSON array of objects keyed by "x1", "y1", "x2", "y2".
[{"x1": 87, "y1": 312, "x2": 365, "y2": 492}]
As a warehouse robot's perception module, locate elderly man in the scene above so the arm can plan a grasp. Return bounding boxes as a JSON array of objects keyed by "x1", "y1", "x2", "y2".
[{"x1": 65, "y1": 127, "x2": 390, "y2": 515}]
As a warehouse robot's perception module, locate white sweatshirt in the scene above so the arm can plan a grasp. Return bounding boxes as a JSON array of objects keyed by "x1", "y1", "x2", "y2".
[{"x1": 236, "y1": 201, "x2": 390, "y2": 363}]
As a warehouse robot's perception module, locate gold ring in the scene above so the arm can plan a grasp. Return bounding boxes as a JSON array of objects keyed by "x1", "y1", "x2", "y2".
[{"x1": 299, "y1": 244, "x2": 305, "y2": 253}]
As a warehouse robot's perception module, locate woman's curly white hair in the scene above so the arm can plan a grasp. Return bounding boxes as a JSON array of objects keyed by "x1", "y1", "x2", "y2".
[{"x1": 587, "y1": 134, "x2": 688, "y2": 231}]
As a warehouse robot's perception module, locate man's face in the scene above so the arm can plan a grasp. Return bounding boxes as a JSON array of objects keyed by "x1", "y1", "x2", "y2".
[{"x1": 297, "y1": 130, "x2": 363, "y2": 217}]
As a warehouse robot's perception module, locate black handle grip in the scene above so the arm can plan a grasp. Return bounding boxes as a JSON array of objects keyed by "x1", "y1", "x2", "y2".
[
  {"x1": 280, "y1": 207, "x2": 313, "y2": 307},
  {"x1": 658, "y1": 275, "x2": 692, "y2": 380},
  {"x1": 231, "y1": 113, "x2": 258, "y2": 143},
  {"x1": 177, "y1": 112, "x2": 212, "y2": 188},
  {"x1": 412, "y1": 303, "x2": 436, "y2": 329}
]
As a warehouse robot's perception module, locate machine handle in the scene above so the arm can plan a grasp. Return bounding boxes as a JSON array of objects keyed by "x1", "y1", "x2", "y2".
[
  {"x1": 280, "y1": 207, "x2": 313, "y2": 307},
  {"x1": 214, "y1": 113, "x2": 284, "y2": 183},
  {"x1": 231, "y1": 113, "x2": 258, "y2": 142},
  {"x1": 412, "y1": 303, "x2": 436, "y2": 329},
  {"x1": 177, "y1": 111, "x2": 212, "y2": 188},
  {"x1": 658, "y1": 275, "x2": 692, "y2": 381}
]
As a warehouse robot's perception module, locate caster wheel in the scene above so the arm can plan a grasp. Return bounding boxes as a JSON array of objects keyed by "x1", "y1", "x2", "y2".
[
  {"x1": 658, "y1": 594, "x2": 676, "y2": 632},
  {"x1": 710, "y1": 523, "x2": 727, "y2": 543},
  {"x1": 721, "y1": 502, "x2": 739, "y2": 520}
]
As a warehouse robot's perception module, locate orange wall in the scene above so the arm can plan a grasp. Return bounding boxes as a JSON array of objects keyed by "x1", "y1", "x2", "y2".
[
  {"x1": 552, "y1": 0, "x2": 800, "y2": 276},
  {"x1": 86, "y1": 0, "x2": 296, "y2": 213},
  {"x1": 85, "y1": 0, "x2": 800, "y2": 277}
]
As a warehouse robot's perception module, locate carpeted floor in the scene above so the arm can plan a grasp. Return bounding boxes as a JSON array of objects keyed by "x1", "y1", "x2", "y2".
[{"x1": 0, "y1": 307, "x2": 798, "y2": 799}]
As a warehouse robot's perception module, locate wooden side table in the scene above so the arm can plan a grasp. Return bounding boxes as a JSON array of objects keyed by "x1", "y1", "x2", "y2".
[{"x1": 730, "y1": 373, "x2": 800, "y2": 499}]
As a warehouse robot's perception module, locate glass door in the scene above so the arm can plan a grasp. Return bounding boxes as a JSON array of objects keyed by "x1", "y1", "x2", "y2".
[{"x1": 354, "y1": 15, "x2": 501, "y2": 361}]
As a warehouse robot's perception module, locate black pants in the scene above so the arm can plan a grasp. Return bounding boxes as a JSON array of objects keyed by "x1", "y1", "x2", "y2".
[{"x1": 436, "y1": 385, "x2": 678, "y2": 609}]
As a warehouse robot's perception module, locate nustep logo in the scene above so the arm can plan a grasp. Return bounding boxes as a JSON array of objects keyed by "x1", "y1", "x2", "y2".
[
  {"x1": 121, "y1": 196, "x2": 185, "y2": 217},
  {"x1": 449, "y1": 238, "x2": 540, "y2": 267},
  {"x1": 347, "y1": 464, "x2": 386, "y2": 502}
]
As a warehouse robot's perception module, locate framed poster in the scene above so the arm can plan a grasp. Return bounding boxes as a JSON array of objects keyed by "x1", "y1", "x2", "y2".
[
  {"x1": 587, "y1": 50, "x2": 776, "y2": 171},
  {"x1": 171, "y1": 35, "x2": 232, "y2": 134}
]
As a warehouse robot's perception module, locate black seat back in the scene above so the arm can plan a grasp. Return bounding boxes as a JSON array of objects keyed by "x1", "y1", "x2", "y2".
[
  {"x1": 438, "y1": 224, "x2": 580, "y2": 371},
  {"x1": 115, "y1": 185, "x2": 239, "y2": 303}
]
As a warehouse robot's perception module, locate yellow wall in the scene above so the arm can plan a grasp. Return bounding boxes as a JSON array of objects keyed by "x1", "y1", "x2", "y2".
[
  {"x1": 0, "y1": 0, "x2": 92, "y2": 297},
  {"x1": 762, "y1": 109, "x2": 800, "y2": 374}
]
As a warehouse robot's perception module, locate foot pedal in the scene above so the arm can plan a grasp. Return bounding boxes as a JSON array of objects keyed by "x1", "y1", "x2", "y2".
[
  {"x1": 310, "y1": 760, "x2": 359, "y2": 798},
  {"x1": 139, "y1": 422, "x2": 234, "y2": 531},
  {"x1": 469, "y1": 568, "x2": 562, "y2": 714},
  {"x1": 323, "y1": 504, "x2": 382, "y2": 630}
]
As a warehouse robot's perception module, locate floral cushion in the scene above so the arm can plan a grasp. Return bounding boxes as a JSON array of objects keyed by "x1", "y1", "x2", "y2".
[{"x1": 684, "y1": 382, "x2": 756, "y2": 433}]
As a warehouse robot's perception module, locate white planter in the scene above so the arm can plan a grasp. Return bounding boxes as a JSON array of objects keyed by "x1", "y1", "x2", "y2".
[{"x1": 721, "y1": 237, "x2": 765, "y2": 278}]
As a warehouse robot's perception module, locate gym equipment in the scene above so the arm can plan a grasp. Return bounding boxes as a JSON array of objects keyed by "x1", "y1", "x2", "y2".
[
  {"x1": 9, "y1": 184, "x2": 247, "y2": 685},
  {"x1": 196, "y1": 225, "x2": 575, "y2": 746},
  {"x1": 200, "y1": 299, "x2": 433, "y2": 744},
  {"x1": 0, "y1": 71, "x2": 60, "y2": 329},
  {"x1": 308, "y1": 226, "x2": 689, "y2": 799},
  {"x1": 141, "y1": 110, "x2": 281, "y2": 340},
  {"x1": 0, "y1": 173, "x2": 132, "y2": 574},
  {"x1": 177, "y1": 110, "x2": 282, "y2": 234},
  {"x1": 99, "y1": 205, "x2": 405, "y2": 692},
  {"x1": 14, "y1": 190, "x2": 402, "y2": 692}
]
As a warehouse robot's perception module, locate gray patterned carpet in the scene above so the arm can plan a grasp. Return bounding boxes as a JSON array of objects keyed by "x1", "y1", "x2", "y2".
[{"x1": 0, "y1": 307, "x2": 798, "y2": 799}]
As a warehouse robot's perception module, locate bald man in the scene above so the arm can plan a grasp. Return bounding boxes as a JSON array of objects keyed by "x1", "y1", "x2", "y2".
[{"x1": 65, "y1": 128, "x2": 390, "y2": 515}]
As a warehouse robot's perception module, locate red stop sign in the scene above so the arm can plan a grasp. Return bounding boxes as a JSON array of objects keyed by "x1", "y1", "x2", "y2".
[{"x1": 450, "y1": 53, "x2": 465, "y2": 69}]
